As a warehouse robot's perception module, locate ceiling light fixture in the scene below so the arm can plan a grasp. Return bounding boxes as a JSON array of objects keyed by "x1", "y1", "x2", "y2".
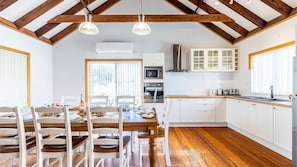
[
  {"x1": 229, "y1": 0, "x2": 234, "y2": 4},
  {"x1": 79, "y1": 14, "x2": 99, "y2": 35},
  {"x1": 246, "y1": 0, "x2": 252, "y2": 4},
  {"x1": 132, "y1": 0, "x2": 151, "y2": 35}
]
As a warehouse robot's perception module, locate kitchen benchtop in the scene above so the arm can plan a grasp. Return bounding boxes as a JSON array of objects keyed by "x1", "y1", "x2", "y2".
[{"x1": 165, "y1": 95, "x2": 292, "y2": 108}]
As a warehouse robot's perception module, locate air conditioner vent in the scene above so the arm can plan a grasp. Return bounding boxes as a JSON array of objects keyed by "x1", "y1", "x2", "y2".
[{"x1": 96, "y1": 42, "x2": 133, "y2": 54}]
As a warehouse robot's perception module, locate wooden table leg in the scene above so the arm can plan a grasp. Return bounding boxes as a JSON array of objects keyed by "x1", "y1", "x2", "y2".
[{"x1": 149, "y1": 138, "x2": 158, "y2": 167}]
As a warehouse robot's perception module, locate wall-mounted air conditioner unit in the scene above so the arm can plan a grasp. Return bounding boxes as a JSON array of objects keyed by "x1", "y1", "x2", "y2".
[{"x1": 96, "y1": 42, "x2": 133, "y2": 54}]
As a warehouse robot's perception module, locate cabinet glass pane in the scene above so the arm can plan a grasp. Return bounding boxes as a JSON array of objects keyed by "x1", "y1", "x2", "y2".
[
  {"x1": 222, "y1": 50, "x2": 233, "y2": 70},
  {"x1": 192, "y1": 50, "x2": 204, "y2": 70},
  {"x1": 207, "y1": 50, "x2": 219, "y2": 70}
]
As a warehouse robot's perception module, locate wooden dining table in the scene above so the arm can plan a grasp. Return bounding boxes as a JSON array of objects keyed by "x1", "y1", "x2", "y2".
[{"x1": 16, "y1": 110, "x2": 160, "y2": 167}]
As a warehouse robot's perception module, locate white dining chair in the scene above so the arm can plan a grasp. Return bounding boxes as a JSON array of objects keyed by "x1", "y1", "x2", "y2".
[
  {"x1": 31, "y1": 106, "x2": 88, "y2": 167},
  {"x1": 61, "y1": 96, "x2": 80, "y2": 106},
  {"x1": 138, "y1": 100, "x2": 172, "y2": 167},
  {"x1": 0, "y1": 107, "x2": 36, "y2": 167},
  {"x1": 116, "y1": 95, "x2": 135, "y2": 107},
  {"x1": 86, "y1": 106, "x2": 131, "y2": 167},
  {"x1": 89, "y1": 95, "x2": 108, "y2": 106}
]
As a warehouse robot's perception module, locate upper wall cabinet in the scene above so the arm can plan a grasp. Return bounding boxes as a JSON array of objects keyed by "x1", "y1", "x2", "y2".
[
  {"x1": 190, "y1": 48, "x2": 238, "y2": 72},
  {"x1": 143, "y1": 53, "x2": 165, "y2": 67}
]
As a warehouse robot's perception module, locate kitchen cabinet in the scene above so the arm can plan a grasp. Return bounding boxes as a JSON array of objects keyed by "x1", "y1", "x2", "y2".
[
  {"x1": 253, "y1": 103, "x2": 273, "y2": 143},
  {"x1": 180, "y1": 99, "x2": 216, "y2": 122},
  {"x1": 226, "y1": 98, "x2": 292, "y2": 159},
  {"x1": 273, "y1": 106, "x2": 292, "y2": 152},
  {"x1": 190, "y1": 48, "x2": 236, "y2": 71},
  {"x1": 143, "y1": 53, "x2": 165, "y2": 67},
  {"x1": 168, "y1": 99, "x2": 181, "y2": 123},
  {"x1": 238, "y1": 101, "x2": 254, "y2": 134},
  {"x1": 168, "y1": 98, "x2": 224, "y2": 123},
  {"x1": 215, "y1": 98, "x2": 226, "y2": 122},
  {"x1": 226, "y1": 99, "x2": 241, "y2": 128}
]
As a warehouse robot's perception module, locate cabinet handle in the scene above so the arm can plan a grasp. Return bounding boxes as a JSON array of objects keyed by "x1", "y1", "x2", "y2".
[{"x1": 272, "y1": 107, "x2": 276, "y2": 109}]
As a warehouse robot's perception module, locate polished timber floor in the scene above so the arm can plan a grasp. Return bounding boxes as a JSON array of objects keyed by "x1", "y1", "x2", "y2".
[{"x1": 0, "y1": 127, "x2": 292, "y2": 167}]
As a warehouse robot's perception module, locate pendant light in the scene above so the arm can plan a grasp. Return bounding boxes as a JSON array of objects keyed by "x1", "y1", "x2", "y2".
[
  {"x1": 132, "y1": 0, "x2": 151, "y2": 35},
  {"x1": 79, "y1": 14, "x2": 99, "y2": 35}
]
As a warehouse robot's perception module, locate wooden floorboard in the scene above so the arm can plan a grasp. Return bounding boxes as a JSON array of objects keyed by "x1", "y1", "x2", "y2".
[{"x1": 0, "y1": 127, "x2": 292, "y2": 167}]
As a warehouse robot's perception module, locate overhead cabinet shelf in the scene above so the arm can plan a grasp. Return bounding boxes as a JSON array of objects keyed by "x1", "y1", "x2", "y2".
[{"x1": 190, "y1": 48, "x2": 238, "y2": 72}]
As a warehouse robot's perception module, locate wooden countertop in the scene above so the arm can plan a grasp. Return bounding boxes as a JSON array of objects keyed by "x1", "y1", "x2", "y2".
[{"x1": 165, "y1": 95, "x2": 292, "y2": 108}]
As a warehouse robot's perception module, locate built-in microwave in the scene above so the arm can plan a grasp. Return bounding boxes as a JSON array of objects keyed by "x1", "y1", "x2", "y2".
[{"x1": 144, "y1": 66, "x2": 163, "y2": 79}]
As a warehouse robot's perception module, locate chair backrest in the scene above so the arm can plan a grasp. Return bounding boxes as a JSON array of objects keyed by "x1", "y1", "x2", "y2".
[
  {"x1": 159, "y1": 99, "x2": 173, "y2": 129},
  {"x1": 86, "y1": 106, "x2": 124, "y2": 162},
  {"x1": 89, "y1": 95, "x2": 108, "y2": 106},
  {"x1": 61, "y1": 96, "x2": 80, "y2": 106},
  {"x1": 116, "y1": 95, "x2": 135, "y2": 106},
  {"x1": 0, "y1": 107, "x2": 26, "y2": 166},
  {"x1": 31, "y1": 106, "x2": 72, "y2": 160}
]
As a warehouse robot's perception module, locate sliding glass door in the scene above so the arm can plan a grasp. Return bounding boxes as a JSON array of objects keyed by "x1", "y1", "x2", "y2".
[{"x1": 86, "y1": 59, "x2": 142, "y2": 105}]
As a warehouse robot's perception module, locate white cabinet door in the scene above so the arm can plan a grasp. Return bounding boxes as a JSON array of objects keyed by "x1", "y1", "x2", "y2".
[
  {"x1": 238, "y1": 101, "x2": 254, "y2": 134},
  {"x1": 179, "y1": 98, "x2": 216, "y2": 122},
  {"x1": 143, "y1": 53, "x2": 165, "y2": 66},
  {"x1": 253, "y1": 103, "x2": 273, "y2": 143},
  {"x1": 273, "y1": 106, "x2": 292, "y2": 152},
  {"x1": 226, "y1": 99, "x2": 236, "y2": 126},
  {"x1": 190, "y1": 49, "x2": 235, "y2": 72},
  {"x1": 216, "y1": 98, "x2": 226, "y2": 122},
  {"x1": 180, "y1": 99, "x2": 196, "y2": 122},
  {"x1": 168, "y1": 99, "x2": 181, "y2": 122}
]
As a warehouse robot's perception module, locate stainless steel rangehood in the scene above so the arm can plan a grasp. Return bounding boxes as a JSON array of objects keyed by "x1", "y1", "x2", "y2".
[{"x1": 168, "y1": 44, "x2": 188, "y2": 72}]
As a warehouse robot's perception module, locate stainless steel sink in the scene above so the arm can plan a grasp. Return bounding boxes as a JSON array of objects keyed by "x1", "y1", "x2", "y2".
[{"x1": 238, "y1": 96, "x2": 290, "y2": 102}]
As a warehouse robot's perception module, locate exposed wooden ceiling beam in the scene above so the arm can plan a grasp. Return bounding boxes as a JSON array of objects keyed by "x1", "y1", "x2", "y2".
[
  {"x1": 48, "y1": 14, "x2": 234, "y2": 23},
  {"x1": 0, "y1": 17, "x2": 52, "y2": 44},
  {"x1": 188, "y1": 0, "x2": 249, "y2": 37},
  {"x1": 35, "y1": 0, "x2": 96, "y2": 37},
  {"x1": 0, "y1": 0, "x2": 17, "y2": 12},
  {"x1": 14, "y1": 0, "x2": 63, "y2": 29},
  {"x1": 219, "y1": 0, "x2": 266, "y2": 28},
  {"x1": 165, "y1": 0, "x2": 235, "y2": 43},
  {"x1": 50, "y1": 0, "x2": 121, "y2": 45},
  {"x1": 233, "y1": 7, "x2": 297, "y2": 43},
  {"x1": 260, "y1": 0, "x2": 292, "y2": 16}
]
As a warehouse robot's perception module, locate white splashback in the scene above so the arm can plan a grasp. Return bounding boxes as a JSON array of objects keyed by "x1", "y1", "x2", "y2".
[{"x1": 164, "y1": 72, "x2": 234, "y2": 95}]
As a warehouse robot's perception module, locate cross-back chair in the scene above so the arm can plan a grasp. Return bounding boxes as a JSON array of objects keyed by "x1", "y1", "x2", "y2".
[
  {"x1": 89, "y1": 95, "x2": 108, "y2": 106},
  {"x1": 31, "y1": 106, "x2": 88, "y2": 167},
  {"x1": 86, "y1": 106, "x2": 131, "y2": 167},
  {"x1": 0, "y1": 106, "x2": 36, "y2": 167},
  {"x1": 138, "y1": 100, "x2": 172, "y2": 167}
]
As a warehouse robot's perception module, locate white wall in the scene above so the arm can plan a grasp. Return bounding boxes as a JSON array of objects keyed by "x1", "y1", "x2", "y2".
[
  {"x1": 52, "y1": 21, "x2": 233, "y2": 100},
  {"x1": 234, "y1": 16, "x2": 297, "y2": 96},
  {"x1": 0, "y1": 26, "x2": 53, "y2": 106}
]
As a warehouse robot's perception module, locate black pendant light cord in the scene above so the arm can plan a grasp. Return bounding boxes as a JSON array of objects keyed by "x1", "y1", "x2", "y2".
[{"x1": 80, "y1": 0, "x2": 93, "y2": 14}]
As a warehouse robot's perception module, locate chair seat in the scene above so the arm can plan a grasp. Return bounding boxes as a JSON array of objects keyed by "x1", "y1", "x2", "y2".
[
  {"x1": 0, "y1": 136, "x2": 36, "y2": 153},
  {"x1": 42, "y1": 135, "x2": 88, "y2": 152},
  {"x1": 138, "y1": 127, "x2": 165, "y2": 138},
  {"x1": 93, "y1": 136, "x2": 130, "y2": 153}
]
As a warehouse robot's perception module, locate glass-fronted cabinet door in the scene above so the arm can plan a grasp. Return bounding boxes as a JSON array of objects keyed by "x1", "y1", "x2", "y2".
[
  {"x1": 191, "y1": 49, "x2": 205, "y2": 71},
  {"x1": 221, "y1": 49, "x2": 234, "y2": 71},
  {"x1": 207, "y1": 50, "x2": 219, "y2": 70}
]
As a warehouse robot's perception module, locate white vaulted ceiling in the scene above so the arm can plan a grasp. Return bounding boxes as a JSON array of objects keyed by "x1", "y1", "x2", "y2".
[{"x1": 0, "y1": 0, "x2": 296, "y2": 45}]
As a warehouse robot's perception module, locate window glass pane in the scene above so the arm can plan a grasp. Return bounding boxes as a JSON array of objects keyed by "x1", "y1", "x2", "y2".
[
  {"x1": 251, "y1": 45, "x2": 294, "y2": 96},
  {"x1": 88, "y1": 61, "x2": 141, "y2": 105},
  {"x1": 0, "y1": 47, "x2": 28, "y2": 106}
]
